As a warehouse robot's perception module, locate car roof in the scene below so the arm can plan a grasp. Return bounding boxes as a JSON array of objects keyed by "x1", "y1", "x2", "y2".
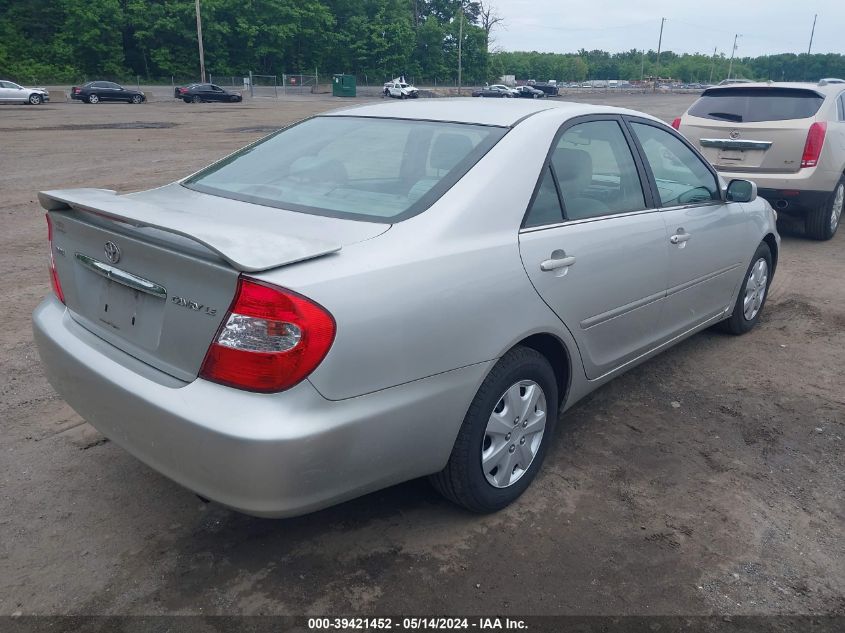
[
  {"x1": 703, "y1": 81, "x2": 844, "y2": 97},
  {"x1": 325, "y1": 98, "x2": 662, "y2": 127}
]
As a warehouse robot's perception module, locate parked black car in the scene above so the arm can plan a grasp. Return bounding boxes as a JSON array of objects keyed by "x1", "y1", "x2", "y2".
[
  {"x1": 531, "y1": 83, "x2": 560, "y2": 96},
  {"x1": 71, "y1": 81, "x2": 145, "y2": 104},
  {"x1": 175, "y1": 84, "x2": 243, "y2": 103},
  {"x1": 514, "y1": 86, "x2": 545, "y2": 99}
]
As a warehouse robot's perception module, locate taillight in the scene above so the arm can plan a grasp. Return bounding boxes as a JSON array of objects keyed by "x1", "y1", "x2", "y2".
[
  {"x1": 801, "y1": 122, "x2": 826, "y2": 168},
  {"x1": 671, "y1": 117, "x2": 681, "y2": 130},
  {"x1": 199, "y1": 277, "x2": 335, "y2": 392},
  {"x1": 45, "y1": 214, "x2": 65, "y2": 304}
]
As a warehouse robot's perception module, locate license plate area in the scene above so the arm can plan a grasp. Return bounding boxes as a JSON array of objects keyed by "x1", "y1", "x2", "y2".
[
  {"x1": 718, "y1": 148, "x2": 745, "y2": 163},
  {"x1": 74, "y1": 263, "x2": 167, "y2": 350}
]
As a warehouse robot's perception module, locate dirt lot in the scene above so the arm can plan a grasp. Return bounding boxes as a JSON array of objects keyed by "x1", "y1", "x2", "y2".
[{"x1": 1, "y1": 93, "x2": 843, "y2": 617}]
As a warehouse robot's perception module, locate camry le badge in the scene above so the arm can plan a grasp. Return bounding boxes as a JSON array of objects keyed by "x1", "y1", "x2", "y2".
[{"x1": 104, "y1": 241, "x2": 121, "y2": 264}]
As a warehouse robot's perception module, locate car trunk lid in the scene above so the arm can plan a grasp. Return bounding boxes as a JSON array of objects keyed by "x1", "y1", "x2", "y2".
[
  {"x1": 41, "y1": 185, "x2": 388, "y2": 381},
  {"x1": 682, "y1": 86, "x2": 825, "y2": 173}
]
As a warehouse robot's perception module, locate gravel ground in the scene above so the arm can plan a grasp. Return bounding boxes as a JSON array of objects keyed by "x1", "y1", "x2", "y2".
[{"x1": 0, "y1": 93, "x2": 842, "y2": 617}]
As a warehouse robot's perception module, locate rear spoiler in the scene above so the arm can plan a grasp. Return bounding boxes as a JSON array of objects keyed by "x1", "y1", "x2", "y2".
[{"x1": 39, "y1": 188, "x2": 341, "y2": 272}]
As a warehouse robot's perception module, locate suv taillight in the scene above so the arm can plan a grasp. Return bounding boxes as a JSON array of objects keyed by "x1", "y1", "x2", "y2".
[
  {"x1": 199, "y1": 278, "x2": 335, "y2": 392},
  {"x1": 671, "y1": 117, "x2": 681, "y2": 130},
  {"x1": 801, "y1": 121, "x2": 826, "y2": 168},
  {"x1": 46, "y1": 214, "x2": 65, "y2": 304}
]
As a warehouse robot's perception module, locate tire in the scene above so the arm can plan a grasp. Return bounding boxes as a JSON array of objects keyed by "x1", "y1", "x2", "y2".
[
  {"x1": 87, "y1": 94, "x2": 99, "y2": 104},
  {"x1": 28, "y1": 93, "x2": 43, "y2": 105},
  {"x1": 230, "y1": 95, "x2": 239, "y2": 102},
  {"x1": 191, "y1": 95, "x2": 201, "y2": 103},
  {"x1": 430, "y1": 346, "x2": 558, "y2": 513},
  {"x1": 183, "y1": 98, "x2": 191, "y2": 103},
  {"x1": 129, "y1": 94, "x2": 143, "y2": 104},
  {"x1": 805, "y1": 177, "x2": 844, "y2": 240},
  {"x1": 718, "y1": 242, "x2": 773, "y2": 335},
  {"x1": 400, "y1": 92, "x2": 406, "y2": 100}
]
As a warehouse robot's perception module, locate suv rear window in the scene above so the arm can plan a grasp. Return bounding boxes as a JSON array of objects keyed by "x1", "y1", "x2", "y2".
[
  {"x1": 184, "y1": 116, "x2": 506, "y2": 222},
  {"x1": 688, "y1": 88, "x2": 824, "y2": 123}
]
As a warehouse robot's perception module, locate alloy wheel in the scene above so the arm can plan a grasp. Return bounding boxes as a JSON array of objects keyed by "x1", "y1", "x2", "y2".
[{"x1": 831, "y1": 183, "x2": 843, "y2": 233}]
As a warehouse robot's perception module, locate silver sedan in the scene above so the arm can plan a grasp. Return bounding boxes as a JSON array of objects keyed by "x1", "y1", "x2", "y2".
[{"x1": 33, "y1": 99, "x2": 779, "y2": 517}]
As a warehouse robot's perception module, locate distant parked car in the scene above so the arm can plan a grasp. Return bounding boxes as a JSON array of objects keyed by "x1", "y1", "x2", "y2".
[
  {"x1": 514, "y1": 85, "x2": 545, "y2": 99},
  {"x1": 675, "y1": 80, "x2": 845, "y2": 240},
  {"x1": 71, "y1": 81, "x2": 145, "y2": 104},
  {"x1": 175, "y1": 83, "x2": 243, "y2": 103},
  {"x1": 0, "y1": 79, "x2": 49, "y2": 104},
  {"x1": 383, "y1": 80, "x2": 419, "y2": 99},
  {"x1": 472, "y1": 85, "x2": 515, "y2": 98},
  {"x1": 531, "y1": 83, "x2": 560, "y2": 96}
]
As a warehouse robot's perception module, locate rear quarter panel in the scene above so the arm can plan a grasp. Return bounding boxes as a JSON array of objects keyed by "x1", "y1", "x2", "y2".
[{"x1": 253, "y1": 111, "x2": 586, "y2": 401}]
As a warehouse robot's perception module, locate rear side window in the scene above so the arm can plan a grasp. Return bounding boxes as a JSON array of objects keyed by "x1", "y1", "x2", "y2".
[
  {"x1": 688, "y1": 88, "x2": 824, "y2": 122},
  {"x1": 552, "y1": 120, "x2": 646, "y2": 220},
  {"x1": 524, "y1": 166, "x2": 563, "y2": 227},
  {"x1": 185, "y1": 116, "x2": 506, "y2": 222}
]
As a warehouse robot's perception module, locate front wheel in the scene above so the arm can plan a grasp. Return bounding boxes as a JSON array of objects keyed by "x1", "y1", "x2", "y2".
[
  {"x1": 129, "y1": 94, "x2": 143, "y2": 104},
  {"x1": 28, "y1": 93, "x2": 43, "y2": 105},
  {"x1": 430, "y1": 346, "x2": 558, "y2": 513},
  {"x1": 718, "y1": 242, "x2": 773, "y2": 335},
  {"x1": 806, "y1": 178, "x2": 843, "y2": 240}
]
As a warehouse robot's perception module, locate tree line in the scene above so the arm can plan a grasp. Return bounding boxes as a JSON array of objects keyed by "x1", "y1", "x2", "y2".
[{"x1": 2, "y1": 0, "x2": 844, "y2": 85}]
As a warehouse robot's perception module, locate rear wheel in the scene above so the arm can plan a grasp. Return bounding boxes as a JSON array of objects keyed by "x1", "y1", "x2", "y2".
[
  {"x1": 806, "y1": 178, "x2": 844, "y2": 240},
  {"x1": 87, "y1": 94, "x2": 99, "y2": 104},
  {"x1": 191, "y1": 95, "x2": 201, "y2": 103},
  {"x1": 718, "y1": 242, "x2": 772, "y2": 335},
  {"x1": 28, "y1": 93, "x2": 43, "y2": 105},
  {"x1": 430, "y1": 346, "x2": 558, "y2": 513}
]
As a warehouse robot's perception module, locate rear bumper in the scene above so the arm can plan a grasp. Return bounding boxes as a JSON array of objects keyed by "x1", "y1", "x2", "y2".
[
  {"x1": 715, "y1": 167, "x2": 839, "y2": 214},
  {"x1": 33, "y1": 296, "x2": 490, "y2": 517},
  {"x1": 757, "y1": 188, "x2": 830, "y2": 215}
]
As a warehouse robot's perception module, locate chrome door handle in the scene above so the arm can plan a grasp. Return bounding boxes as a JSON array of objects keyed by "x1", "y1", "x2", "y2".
[
  {"x1": 670, "y1": 232, "x2": 692, "y2": 244},
  {"x1": 540, "y1": 255, "x2": 576, "y2": 271}
]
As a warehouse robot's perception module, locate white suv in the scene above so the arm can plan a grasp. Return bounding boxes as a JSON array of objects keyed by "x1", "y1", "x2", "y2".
[{"x1": 675, "y1": 80, "x2": 845, "y2": 240}]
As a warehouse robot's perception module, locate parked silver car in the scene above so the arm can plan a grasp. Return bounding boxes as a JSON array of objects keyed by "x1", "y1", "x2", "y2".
[
  {"x1": 0, "y1": 79, "x2": 49, "y2": 104},
  {"x1": 33, "y1": 100, "x2": 779, "y2": 517}
]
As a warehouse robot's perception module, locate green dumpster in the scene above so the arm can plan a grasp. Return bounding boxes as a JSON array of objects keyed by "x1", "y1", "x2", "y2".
[{"x1": 332, "y1": 74, "x2": 356, "y2": 97}]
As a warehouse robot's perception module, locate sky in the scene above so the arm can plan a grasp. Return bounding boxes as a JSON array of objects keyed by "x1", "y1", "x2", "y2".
[{"x1": 488, "y1": 0, "x2": 843, "y2": 58}]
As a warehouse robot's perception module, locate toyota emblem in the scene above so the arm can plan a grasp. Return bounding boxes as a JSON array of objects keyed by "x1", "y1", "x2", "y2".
[
  {"x1": 104, "y1": 241, "x2": 121, "y2": 264},
  {"x1": 729, "y1": 129, "x2": 741, "y2": 140}
]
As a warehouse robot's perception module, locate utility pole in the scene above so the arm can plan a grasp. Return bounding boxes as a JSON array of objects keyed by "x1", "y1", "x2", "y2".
[
  {"x1": 727, "y1": 33, "x2": 739, "y2": 81},
  {"x1": 457, "y1": 5, "x2": 464, "y2": 95},
  {"x1": 807, "y1": 13, "x2": 817, "y2": 55},
  {"x1": 708, "y1": 46, "x2": 717, "y2": 84},
  {"x1": 653, "y1": 17, "x2": 665, "y2": 93},
  {"x1": 195, "y1": 0, "x2": 206, "y2": 83}
]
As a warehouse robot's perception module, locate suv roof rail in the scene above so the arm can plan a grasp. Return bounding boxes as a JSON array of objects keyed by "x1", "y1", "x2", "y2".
[{"x1": 818, "y1": 78, "x2": 845, "y2": 86}]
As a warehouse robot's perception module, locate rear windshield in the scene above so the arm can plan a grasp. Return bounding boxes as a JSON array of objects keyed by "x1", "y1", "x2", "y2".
[
  {"x1": 688, "y1": 88, "x2": 824, "y2": 123},
  {"x1": 184, "y1": 116, "x2": 506, "y2": 222}
]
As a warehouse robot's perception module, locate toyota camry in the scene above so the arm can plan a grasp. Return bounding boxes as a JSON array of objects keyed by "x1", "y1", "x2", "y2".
[{"x1": 33, "y1": 99, "x2": 778, "y2": 517}]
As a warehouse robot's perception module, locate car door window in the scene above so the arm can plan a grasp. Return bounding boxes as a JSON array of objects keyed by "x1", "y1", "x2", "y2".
[
  {"x1": 524, "y1": 166, "x2": 563, "y2": 228},
  {"x1": 630, "y1": 122, "x2": 719, "y2": 207},
  {"x1": 551, "y1": 120, "x2": 646, "y2": 220}
]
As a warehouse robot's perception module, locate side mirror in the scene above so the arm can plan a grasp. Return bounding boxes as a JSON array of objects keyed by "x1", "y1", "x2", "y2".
[{"x1": 725, "y1": 179, "x2": 757, "y2": 203}]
